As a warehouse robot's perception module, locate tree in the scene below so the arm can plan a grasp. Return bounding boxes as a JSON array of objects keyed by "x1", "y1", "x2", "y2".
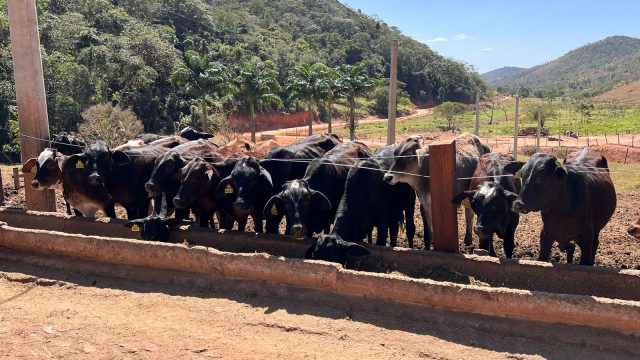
[
  {"x1": 434, "y1": 101, "x2": 466, "y2": 131},
  {"x1": 368, "y1": 78, "x2": 412, "y2": 118},
  {"x1": 337, "y1": 63, "x2": 374, "y2": 141},
  {"x1": 286, "y1": 63, "x2": 327, "y2": 136},
  {"x1": 575, "y1": 100, "x2": 594, "y2": 123},
  {"x1": 79, "y1": 103, "x2": 144, "y2": 148},
  {"x1": 234, "y1": 58, "x2": 282, "y2": 143},
  {"x1": 169, "y1": 51, "x2": 234, "y2": 132},
  {"x1": 314, "y1": 64, "x2": 343, "y2": 134}
]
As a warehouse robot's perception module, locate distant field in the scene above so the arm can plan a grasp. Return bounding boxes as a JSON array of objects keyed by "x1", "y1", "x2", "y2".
[{"x1": 595, "y1": 80, "x2": 640, "y2": 106}]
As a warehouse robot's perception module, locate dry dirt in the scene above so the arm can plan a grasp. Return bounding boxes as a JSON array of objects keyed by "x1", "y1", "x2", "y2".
[{"x1": 1, "y1": 260, "x2": 638, "y2": 359}]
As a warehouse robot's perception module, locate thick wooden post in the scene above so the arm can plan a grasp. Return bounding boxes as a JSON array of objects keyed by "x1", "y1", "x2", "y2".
[
  {"x1": 8, "y1": 0, "x2": 56, "y2": 211},
  {"x1": 513, "y1": 95, "x2": 519, "y2": 160},
  {"x1": 428, "y1": 139, "x2": 458, "y2": 253},
  {"x1": 387, "y1": 40, "x2": 399, "y2": 145},
  {"x1": 536, "y1": 106, "x2": 542, "y2": 152},
  {"x1": 13, "y1": 167, "x2": 20, "y2": 190}
]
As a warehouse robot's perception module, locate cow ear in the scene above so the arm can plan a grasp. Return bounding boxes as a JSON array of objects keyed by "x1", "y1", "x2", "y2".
[
  {"x1": 215, "y1": 176, "x2": 234, "y2": 199},
  {"x1": 244, "y1": 142, "x2": 252, "y2": 151},
  {"x1": 112, "y1": 150, "x2": 132, "y2": 166},
  {"x1": 311, "y1": 191, "x2": 332, "y2": 212},
  {"x1": 67, "y1": 154, "x2": 86, "y2": 171},
  {"x1": 504, "y1": 161, "x2": 525, "y2": 175},
  {"x1": 263, "y1": 195, "x2": 283, "y2": 218},
  {"x1": 452, "y1": 190, "x2": 475, "y2": 205},
  {"x1": 162, "y1": 217, "x2": 188, "y2": 229},
  {"x1": 259, "y1": 166, "x2": 273, "y2": 190},
  {"x1": 504, "y1": 191, "x2": 518, "y2": 203},
  {"x1": 22, "y1": 158, "x2": 37, "y2": 174},
  {"x1": 338, "y1": 240, "x2": 371, "y2": 257},
  {"x1": 555, "y1": 165, "x2": 568, "y2": 178}
]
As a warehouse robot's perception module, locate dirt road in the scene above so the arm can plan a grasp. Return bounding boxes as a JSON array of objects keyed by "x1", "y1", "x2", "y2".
[{"x1": 0, "y1": 260, "x2": 638, "y2": 359}]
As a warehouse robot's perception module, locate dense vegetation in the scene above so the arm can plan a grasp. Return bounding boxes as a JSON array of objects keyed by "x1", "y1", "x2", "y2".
[
  {"x1": 488, "y1": 36, "x2": 640, "y2": 97},
  {"x1": 480, "y1": 66, "x2": 523, "y2": 83},
  {"x1": 0, "y1": 0, "x2": 484, "y2": 162}
]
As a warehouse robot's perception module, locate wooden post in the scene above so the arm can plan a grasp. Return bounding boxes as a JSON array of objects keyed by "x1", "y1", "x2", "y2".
[
  {"x1": 0, "y1": 167, "x2": 4, "y2": 205},
  {"x1": 387, "y1": 40, "x2": 400, "y2": 145},
  {"x1": 474, "y1": 89, "x2": 480, "y2": 136},
  {"x1": 605, "y1": 134, "x2": 608, "y2": 144},
  {"x1": 7, "y1": 0, "x2": 56, "y2": 211},
  {"x1": 624, "y1": 148, "x2": 629, "y2": 164},
  {"x1": 13, "y1": 167, "x2": 20, "y2": 190},
  {"x1": 536, "y1": 106, "x2": 542, "y2": 152},
  {"x1": 632, "y1": 136, "x2": 635, "y2": 147},
  {"x1": 513, "y1": 95, "x2": 519, "y2": 160},
  {"x1": 428, "y1": 139, "x2": 458, "y2": 253},
  {"x1": 617, "y1": 133, "x2": 620, "y2": 145}
]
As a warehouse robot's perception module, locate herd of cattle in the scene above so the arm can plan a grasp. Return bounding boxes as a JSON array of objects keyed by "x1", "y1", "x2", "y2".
[{"x1": 22, "y1": 126, "x2": 634, "y2": 266}]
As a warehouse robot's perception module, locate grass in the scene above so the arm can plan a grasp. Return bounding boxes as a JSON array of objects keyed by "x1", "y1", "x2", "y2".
[{"x1": 609, "y1": 163, "x2": 640, "y2": 194}]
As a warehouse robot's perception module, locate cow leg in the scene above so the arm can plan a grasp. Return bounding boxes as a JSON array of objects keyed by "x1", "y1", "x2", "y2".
[
  {"x1": 64, "y1": 197, "x2": 72, "y2": 215},
  {"x1": 566, "y1": 243, "x2": 575, "y2": 264},
  {"x1": 253, "y1": 215, "x2": 264, "y2": 233},
  {"x1": 389, "y1": 220, "x2": 399, "y2": 248},
  {"x1": 265, "y1": 217, "x2": 280, "y2": 234},
  {"x1": 420, "y1": 205, "x2": 432, "y2": 250},
  {"x1": 73, "y1": 209, "x2": 83, "y2": 217},
  {"x1": 405, "y1": 192, "x2": 416, "y2": 249},
  {"x1": 538, "y1": 228, "x2": 553, "y2": 262},
  {"x1": 103, "y1": 203, "x2": 116, "y2": 218},
  {"x1": 175, "y1": 207, "x2": 190, "y2": 221},
  {"x1": 198, "y1": 215, "x2": 209, "y2": 228},
  {"x1": 463, "y1": 205, "x2": 474, "y2": 246},
  {"x1": 578, "y1": 239, "x2": 594, "y2": 266},
  {"x1": 237, "y1": 217, "x2": 248, "y2": 232},
  {"x1": 479, "y1": 236, "x2": 496, "y2": 257},
  {"x1": 591, "y1": 230, "x2": 601, "y2": 265},
  {"x1": 503, "y1": 219, "x2": 518, "y2": 259},
  {"x1": 376, "y1": 222, "x2": 388, "y2": 247}
]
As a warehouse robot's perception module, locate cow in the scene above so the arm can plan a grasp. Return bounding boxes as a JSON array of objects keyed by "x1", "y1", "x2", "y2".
[
  {"x1": 177, "y1": 126, "x2": 214, "y2": 141},
  {"x1": 305, "y1": 235, "x2": 371, "y2": 265},
  {"x1": 172, "y1": 157, "x2": 240, "y2": 229},
  {"x1": 310, "y1": 144, "x2": 416, "y2": 248},
  {"x1": 263, "y1": 141, "x2": 372, "y2": 238},
  {"x1": 123, "y1": 197, "x2": 188, "y2": 242},
  {"x1": 217, "y1": 138, "x2": 253, "y2": 158},
  {"x1": 147, "y1": 135, "x2": 190, "y2": 149},
  {"x1": 80, "y1": 141, "x2": 168, "y2": 219},
  {"x1": 507, "y1": 152, "x2": 616, "y2": 265},
  {"x1": 145, "y1": 139, "x2": 222, "y2": 217},
  {"x1": 215, "y1": 157, "x2": 274, "y2": 233},
  {"x1": 628, "y1": 215, "x2": 640, "y2": 240},
  {"x1": 252, "y1": 139, "x2": 280, "y2": 158},
  {"x1": 563, "y1": 147, "x2": 608, "y2": 170},
  {"x1": 383, "y1": 133, "x2": 490, "y2": 250},
  {"x1": 50, "y1": 132, "x2": 86, "y2": 155},
  {"x1": 452, "y1": 153, "x2": 521, "y2": 258},
  {"x1": 134, "y1": 127, "x2": 214, "y2": 145}
]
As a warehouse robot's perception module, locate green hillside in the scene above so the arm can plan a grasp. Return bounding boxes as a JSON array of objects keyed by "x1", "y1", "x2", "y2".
[
  {"x1": 0, "y1": 0, "x2": 484, "y2": 161},
  {"x1": 481, "y1": 66, "x2": 523, "y2": 83},
  {"x1": 491, "y1": 36, "x2": 640, "y2": 96}
]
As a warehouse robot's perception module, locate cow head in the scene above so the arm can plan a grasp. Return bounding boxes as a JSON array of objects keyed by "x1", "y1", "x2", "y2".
[
  {"x1": 305, "y1": 235, "x2": 371, "y2": 265},
  {"x1": 178, "y1": 126, "x2": 214, "y2": 141},
  {"x1": 174, "y1": 158, "x2": 220, "y2": 209},
  {"x1": 453, "y1": 182, "x2": 518, "y2": 239},
  {"x1": 383, "y1": 135, "x2": 428, "y2": 187},
  {"x1": 51, "y1": 132, "x2": 86, "y2": 155},
  {"x1": 146, "y1": 151, "x2": 184, "y2": 197},
  {"x1": 215, "y1": 157, "x2": 273, "y2": 216},
  {"x1": 628, "y1": 215, "x2": 640, "y2": 240},
  {"x1": 85, "y1": 141, "x2": 131, "y2": 187},
  {"x1": 263, "y1": 179, "x2": 331, "y2": 239},
  {"x1": 23, "y1": 148, "x2": 66, "y2": 190},
  {"x1": 507, "y1": 154, "x2": 566, "y2": 214},
  {"x1": 124, "y1": 216, "x2": 185, "y2": 242}
]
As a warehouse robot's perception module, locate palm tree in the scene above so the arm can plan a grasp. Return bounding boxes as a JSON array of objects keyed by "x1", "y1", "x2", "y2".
[
  {"x1": 286, "y1": 63, "x2": 326, "y2": 136},
  {"x1": 314, "y1": 64, "x2": 343, "y2": 134},
  {"x1": 169, "y1": 51, "x2": 234, "y2": 131},
  {"x1": 235, "y1": 58, "x2": 282, "y2": 143},
  {"x1": 337, "y1": 63, "x2": 374, "y2": 141}
]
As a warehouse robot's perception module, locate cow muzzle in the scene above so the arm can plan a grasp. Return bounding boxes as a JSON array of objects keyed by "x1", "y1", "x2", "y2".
[
  {"x1": 627, "y1": 226, "x2": 640, "y2": 239},
  {"x1": 88, "y1": 173, "x2": 104, "y2": 186},
  {"x1": 145, "y1": 181, "x2": 161, "y2": 196},
  {"x1": 511, "y1": 200, "x2": 528, "y2": 214},
  {"x1": 290, "y1": 224, "x2": 305, "y2": 239},
  {"x1": 383, "y1": 173, "x2": 396, "y2": 184},
  {"x1": 473, "y1": 224, "x2": 488, "y2": 237}
]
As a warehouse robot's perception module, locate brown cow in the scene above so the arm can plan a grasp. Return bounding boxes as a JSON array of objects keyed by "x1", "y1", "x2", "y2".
[{"x1": 628, "y1": 215, "x2": 640, "y2": 239}]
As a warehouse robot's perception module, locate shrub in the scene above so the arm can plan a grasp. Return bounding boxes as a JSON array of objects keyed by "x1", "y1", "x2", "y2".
[{"x1": 79, "y1": 103, "x2": 143, "y2": 148}]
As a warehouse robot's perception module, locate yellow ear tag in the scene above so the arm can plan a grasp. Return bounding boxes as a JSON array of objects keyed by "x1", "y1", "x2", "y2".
[
  {"x1": 271, "y1": 203, "x2": 278, "y2": 216},
  {"x1": 131, "y1": 224, "x2": 141, "y2": 232},
  {"x1": 75, "y1": 160, "x2": 85, "y2": 169},
  {"x1": 224, "y1": 184, "x2": 233, "y2": 194}
]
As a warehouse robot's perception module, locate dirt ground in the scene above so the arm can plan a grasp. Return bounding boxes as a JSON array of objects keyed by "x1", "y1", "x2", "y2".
[{"x1": 1, "y1": 260, "x2": 638, "y2": 359}]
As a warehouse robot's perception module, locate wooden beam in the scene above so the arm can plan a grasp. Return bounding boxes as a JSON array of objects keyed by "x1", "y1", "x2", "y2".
[
  {"x1": 7, "y1": 0, "x2": 56, "y2": 211},
  {"x1": 428, "y1": 139, "x2": 458, "y2": 253},
  {"x1": 387, "y1": 40, "x2": 399, "y2": 145}
]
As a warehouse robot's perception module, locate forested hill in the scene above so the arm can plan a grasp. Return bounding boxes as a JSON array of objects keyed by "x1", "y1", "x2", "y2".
[
  {"x1": 490, "y1": 36, "x2": 640, "y2": 96},
  {"x1": 0, "y1": 0, "x2": 482, "y2": 142}
]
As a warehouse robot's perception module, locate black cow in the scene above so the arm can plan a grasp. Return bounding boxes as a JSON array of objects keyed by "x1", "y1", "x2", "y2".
[
  {"x1": 51, "y1": 132, "x2": 86, "y2": 155},
  {"x1": 305, "y1": 235, "x2": 371, "y2": 265},
  {"x1": 507, "y1": 152, "x2": 616, "y2": 265},
  {"x1": 177, "y1": 126, "x2": 214, "y2": 141},
  {"x1": 452, "y1": 153, "x2": 521, "y2": 258},
  {"x1": 123, "y1": 197, "x2": 187, "y2": 242},
  {"x1": 325, "y1": 144, "x2": 416, "y2": 248},
  {"x1": 263, "y1": 141, "x2": 372, "y2": 238},
  {"x1": 173, "y1": 157, "x2": 240, "y2": 229},
  {"x1": 145, "y1": 139, "x2": 222, "y2": 218},
  {"x1": 215, "y1": 157, "x2": 274, "y2": 233},
  {"x1": 81, "y1": 141, "x2": 168, "y2": 219}
]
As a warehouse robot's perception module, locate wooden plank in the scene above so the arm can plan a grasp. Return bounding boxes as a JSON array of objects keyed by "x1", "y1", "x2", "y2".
[
  {"x1": 428, "y1": 139, "x2": 458, "y2": 253},
  {"x1": 12, "y1": 167, "x2": 19, "y2": 190},
  {"x1": 7, "y1": 0, "x2": 56, "y2": 211}
]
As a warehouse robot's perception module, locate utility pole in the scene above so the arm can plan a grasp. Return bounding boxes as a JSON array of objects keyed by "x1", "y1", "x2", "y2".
[
  {"x1": 536, "y1": 105, "x2": 542, "y2": 152},
  {"x1": 387, "y1": 40, "x2": 400, "y2": 145},
  {"x1": 7, "y1": 0, "x2": 56, "y2": 211},
  {"x1": 513, "y1": 95, "x2": 519, "y2": 160},
  {"x1": 474, "y1": 89, "x2": 480, "y2": 135}
]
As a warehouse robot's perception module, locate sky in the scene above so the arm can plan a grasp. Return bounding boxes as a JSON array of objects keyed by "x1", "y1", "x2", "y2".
[{"x1": 340, "y1": 0, "x2": 640, "y2": 73}]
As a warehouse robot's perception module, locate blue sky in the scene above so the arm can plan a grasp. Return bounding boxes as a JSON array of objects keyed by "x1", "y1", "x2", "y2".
[{"x1": 340, "y1": 0, "x2": 640, "y2": 73}]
